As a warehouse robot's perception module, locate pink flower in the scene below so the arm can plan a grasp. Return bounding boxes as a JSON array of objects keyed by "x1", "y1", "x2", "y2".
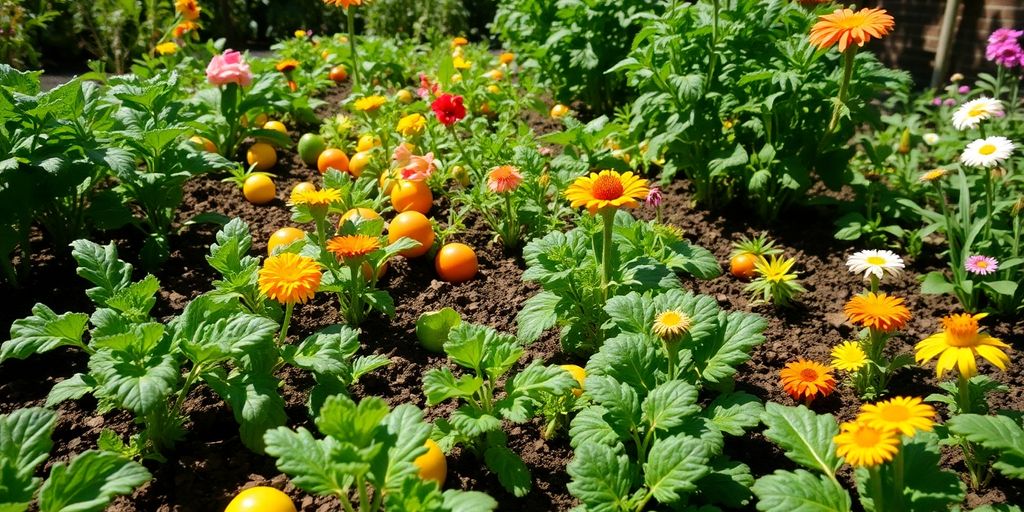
[
  {"x1": 958, "y1": 85, "x2": 970, "y2": 94},
  {"x1": 646, "y1": 186, "x2": 663, "y2": 207},
  {"x1": 207, "y1": 50, "x2": 252, "y2": 87},
  {"x1": 487, "y1": 165, "x2": 523, "y2": 193},
  {"x1": 392, "y1": 143, "x2": 413, "y2": 167},
  {"x1": 965, "y1": 255, "x2": 999, "y2": 275},
  {"x1": 417, "y1": 73, "x2": 440, "y2": 100},
  {"x1": 932, "y1": 97, "x2": 943, "y2": 106},
  {"x1": 943, "y1": 98, "x2": 957, "y2": 107},
  {"x1": 400, "y1": 153, "x2": 436, "y2": 181},
  {"x1": 986, "y1": 28, "x2": 1024, "y2": 68}
]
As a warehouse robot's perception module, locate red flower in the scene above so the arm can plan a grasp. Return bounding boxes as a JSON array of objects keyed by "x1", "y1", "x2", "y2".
[{"x1": 431, "y1": 93, "x2": 466, "y2": 126}]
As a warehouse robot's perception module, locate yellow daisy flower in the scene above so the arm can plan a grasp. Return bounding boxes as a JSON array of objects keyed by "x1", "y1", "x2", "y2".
[
  {"x1": 915, "y1": 313, "x2": 1011, "y2": 378},
  {"x1": 857, "y1": 397, "x2": 935, "y2": 437},
  {"x1": 834, "y1": 420, "x2": 901, "y2": 467},
  {"x1": 564, "y1": 170, "x2": 649, "y2": 215}
]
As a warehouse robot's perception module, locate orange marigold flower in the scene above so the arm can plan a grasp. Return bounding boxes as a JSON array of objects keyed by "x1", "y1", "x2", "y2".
[
  {"x1": 487, "y1": 165, "x2": 523, "y2": 194},
  {"x1": 323, "y1": 0, "x2": 362, "y2": 8},
  {"x1": 258, "y1": 253, "x2": 322, "y2": 304},
  {"x1": 809, "y1": 7, "x2": 894, "y2": 52},
  {"x1": 780, "y1": 359, "x2": 836, "y2": 404},
  {"x1": 326, "y1": 235, "x2": 381, "y2": 261},
  {"x1": 173, "y1": 21, "x2": 199, "y2": 38},
  {"x1": 175, "y1": 0, "x2": 201, "y2": 20},
  {"x1": 564, "y1": 170, "x2": 649, "y2": 215},
  {"x1": 276, "y1": 59, "x2": 299, "y2": 73},
  {"x1": 844, "y1": 292, "x2": 911, "y2": 332}
]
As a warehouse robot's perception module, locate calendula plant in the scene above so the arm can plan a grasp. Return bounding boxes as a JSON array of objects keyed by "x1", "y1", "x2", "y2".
[
  {"x1": 517, "y1": 210, "x2": 719, "y2": 354},
  {"x1": 422, "y1": 322, "x2": 577, "y2": 497},
  {"x1": 837, "y1": 292, "x2": 914, "y2": 399},
  {"x1": 0, "y1": 407, "x2": 152, "y2": 512},
  {"x1": 752, "y1": 402, "x2": 964, "y2": 512},
  {"x1": 744, "y1": 254, "x2": 806, "y2": 307},
  {"x1": 264, "y1": 395, "x2": 497, "y2": 512}
]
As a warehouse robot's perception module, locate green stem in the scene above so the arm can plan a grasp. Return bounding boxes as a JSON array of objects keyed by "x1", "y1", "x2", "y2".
[
  {"x1": 347, "y1": 260, "x2": 364, "y2": 325},
  {"x1": 347, "y1": 9, "x2": 360, "y2": 90},
  {"x1": 599, "y1": 209, "x2": 616, "y2": 301},
  {"x1": 339, "y1": 493, "x2": 357, "y2": 512},
  {"x1": 277, "y1": 301, "x2": 295, "y2": 346},
  {"x1": 827, "y1": 47, "x2": 858, "y2": 134},
  {"x1": 357, "y1": 475, "x2": 370, "y2": 512},
  {"x1": 893, "y1": 449, "x2": 905, "y2": 500},
  {"x1": 957, "y1": 373, "x2": 971, "y2": 414},
  {"x1": 171, "y1": 363, "x2": 204, "y2": 418},
  {"x1": 868, "y1": 465, "x2": 885, "y2": 512}
]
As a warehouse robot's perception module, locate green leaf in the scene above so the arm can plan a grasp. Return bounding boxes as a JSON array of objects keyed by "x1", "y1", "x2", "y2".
[
  {"x1": 375, "y1": 404, "x2": 431, "y2": 493},
  {"x1": 920, "y1": 271, "x2": 956, "y2": 295},
  {"x1": 641, "y1": 380, "x2": 700, "y2": 432},
  {"x1": 441, "y1": 490, "x2": 498, "y2": 512},
  {"x1": 498, "y1": 361, "x2": 577, "y2": 422},
  {"x1": 484, "y1": 444, "x2": 532, "y2": 497},
  {"x1": 2, "y1": 304, "x2": 89, "y2": 362},
  {"x1": 643, "y1": 435, "x2": 712, "y2": 503},
  {"x1": 567, "y1": 442, "x2": 635, "y2": 511},
  {"x1": 516, "y1": 291, "x2": 560, "y2": 342},
  {"x1": 702, "y1": 392, "x2": 764, "y2": 436},
  {"x1": 206, "y1": 371, "x2": 287, "y2": 453},
  {"x1": 761, "y1": 403, "x2": 841, "y2": 478},
  {"x1": 416, "y1": 308, "x2": 462, "y2": 353},
  {"x1": 89, "y1": 350, "x2": 178, "y2": 416},
  {"x1": 38, "y1": 451, "x2": 151, "y2": 512},
  {"x1": 70, "y1": 240, "x2": 132, "y2": 306},
  {"x1": 264, "y1": 427, "x2": 352, "y2": 495},
  {"x1": 0, "y1": 407, "x2": 57, "y2": 510},
  {"x1": 697, "y1": 458, "x2": 754, "y2": 508},
  {"x1": 585, "y1": 335, "x2": 660, "y2": 394},
  {"x1": 282, "y1": 324, "x2": 361, "y2": 379},
  {"x1": 104, "y1": 275, "x2": 160, "y2": 320},
  {"x1": 586, "y1": 376, "x2": 642, "y2": 434},
  {"x1": 316, "y1": 395, "x2": 388, "y2": 447},
  {"x1": 692, "y1": 310, "x2": 767, "y2": 385},
  {"x1": 569, "y1": 406, "x2": 623, "y2": 450},
  {"x1": 855, "y1": 433, "x2": 963, "y2": 511},
  {"x1": 947, "y1": 414, "x2": 1024, "y2": 479},
  {"x1": 449, "y1": 405, "x2": 502, "y2": 437},
  {"x1": 46, "y1": 374, "x2": 96, "y2": 407},
  {"x1": 423, "y1": 368, "x2": 484, "y2": 406},
  {"x1": 752, "y1": 469, "x2": 851, "y2": 512}
]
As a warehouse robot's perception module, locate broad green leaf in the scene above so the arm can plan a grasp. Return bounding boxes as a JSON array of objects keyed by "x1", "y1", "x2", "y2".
[
  {"x1": 46, "y1": 374, "x2": 96, "y2": 407},
  {"x1": 692, "y1": 310, "x2": 767, "y2": 385},
  {"x1": 0, "y1": 407, "x2": 57, "y2": 510},
  {"x1": 586, "y1": 335, "x2": 660, "y2": 394},
  {"x1": 498, "y1": 362, "x2": 576, "y2": 422},
  {"x1": 643, "y1": 435, "x2": 712, "y2": 503},
  {"x1": 641, "y1": 380, "x2": 699, "y2": 431},
  {"x1": 752, "y1": 469, "x2": 851, "y2": 512},
  {"x1": 696, "y1": 457, "x2": 754, "y2": 508},
  {"x1": 70, "y1": 240, "x2": 132, "y2": 306},
  {"x1": 585, "y1": 375, "x2": 642, "y2": 434},
  {"x1": 449, "y1": 407, "x2": 502, "y2": 437},
  {"x1": 89, "y1": 350, "x2": 178, "y2": 416},
  {"x1": 282, "y1": 324, "x2": 361, "y2": 378},
  {"x1": 484, "y1": 444, "x2": 532, "y2": 497},
  {"x1": 761, "y1": 403, "x2": 841, "y2": 478},
  {"x1": 104, "y1": 275, "x2": 160, "y2": 320},
  {"x1": 375, "y1": 404, "x2": 431, "y2": 493},
  {"x1": 441, "y1": 490, "x2": 498, "y2": 512},
  {"x1": 38, "y1": 451, "x2": 151, "y2": 512},
  {"x1": 316, "y1": 395, "x2": 388, "y2": 447},
  {"x1": 423, "y1": 368, "x2": 484, "y2": 406},
  {"x1": 516, "y1": 291, "x2": 560, "y2": 342},
  {"x1": 569, "y1": 406, "x2": 623, "y2": 450},
  {"x1": 205, "y1": 371, "x2": 287, "y2": 453},
  {"x1": 264, "y1": 427, "x2": 352, "y2": 495},
  {"x1": 702, "y1": 392, "x2": 764, "y2": 435},
  {"x1": 567, "y1": 442, "x2": 635, "y2": 512},
  {"x1": 2, "y1": 304, "x2": 89, "y2": 362},
  {"x1": 947, "y1": 414, "x2": 1024, "y2": 479},
  {"x1": 920, "y1": 271, "x2": 956, "y2": 295}
]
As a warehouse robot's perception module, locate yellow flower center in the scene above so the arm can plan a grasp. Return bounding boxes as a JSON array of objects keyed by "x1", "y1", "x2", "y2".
[
  {"x1": 978, "y1": 144, "x2": 997, "y2": 156},
  {"x1": 943, "y1": 315, "x2": 980, "y2": 347},
  {"x1": 653, "y1": 310, "x2": 692, "y2": 340},
  {"x1": 591, "y1": 175, "x2": 624, "y2": 200},
  {"x1": 866, "y1": 256, "x2": 886, "y2": 265},
  {"x1": 968, "y1": 106, "x2": 987, "y2": 117},
  {"x1": 975, "y1": 260, "x2": 989, "y2": 269},
  {"x1": 852, "y1": 426, "x2": 881, "y2": 447}
]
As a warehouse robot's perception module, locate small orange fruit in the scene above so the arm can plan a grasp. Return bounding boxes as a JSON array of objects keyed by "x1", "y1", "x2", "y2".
[
  {"x1": 348, "y1": 151, "x2": 373, "y2": 177},
  {"x1": 388, "y1": 211, "x2": 434, "y2": 258},
  {"x1": 413, "y1": 439, "x2": 447, "y2": 487},
  {"x1": 550, "y1": 104, "x2": 570, "y2": 119},
  {"x1": 189, "y1": 135, "x2": 217, "y2": 153},
  {"x1": 356, "y1": 134, "x2": 380, "y2": 153},
  {"x1": 267, "y1": 227, "x2": 305, "y2": 255},
  {"x1": 243, "y1": 174, "x2": 275, "y2": 205},
  {"x1": 730, "y1": 253, "x2": 758, "y2": 280},
  {"x1": 435, "y1": 243, "x2": 478, "y2": 283},
  {"x1": 340, "y1": 207, "x2": 381, "y2": 225},
  {"x1": 247, "y1": 143, "x2": 277, "y2": 172},
  {"x1": 329, "y1": 65, "x2": 348, "y2": 82},
  {"x1": 390, "y1": 180, "x2": 433, "y2": 214},
  {"x1": 318, "y1": 148, "x2": 350, "y2": 175},
  {"x1": 559, "y1": 364, "x2": 586, "y2": 397}
]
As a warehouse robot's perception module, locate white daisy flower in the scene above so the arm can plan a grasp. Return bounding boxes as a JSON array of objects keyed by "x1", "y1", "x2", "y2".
[
  {"x1": 923, "y1": 133, "x2": 940, "y2": 146},
  {"x1": 846, "y1": 249, "x2": 905, "y2": 282},
  {"x1": 960, "y1": 136, "x2": 1015, "y2": 168},
  {"x1": 952, "y1": 97, "x2": 1003, "y2": 130}
]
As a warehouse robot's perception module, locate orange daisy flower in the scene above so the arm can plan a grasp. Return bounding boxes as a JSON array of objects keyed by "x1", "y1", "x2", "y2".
[
  {"x1": 276, "y1": 59, "x2": 299, "y2": 73},
  {"x1": 487, "y1": 165, "x2": 523, "y2": 194},
  {"x1": 809, "y1": 7, "x2": 895, "y2": 52},
  {"x1": 844, "y1": 292, "x2": 911, "y2": 332},
  {"x1": 564, "y1": 170, "x2": 649, "y2": 215},
  {"x1": 175, "y1": 0, "x2": 201, "y2": 20},
  {"x1": 780, "y1": 359, "x2": 836, "y2": 404},
  {"x1": 323, "y1": 0, "x2": 362, "y2": 8},
  {"x1": 326, "y1": 235, "x2": 380, "y2": 261},
  {"x1": 258, "y1": 253, "x2": 322, "y2": 304},
  {"x1": 173, "y1": 21, "x2": 199, "y2": 38}
]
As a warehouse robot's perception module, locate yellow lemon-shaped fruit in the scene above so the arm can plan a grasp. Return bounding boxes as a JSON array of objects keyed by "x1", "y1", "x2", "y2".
[
  {"x1": 246, "y1": 143, "x2": 277, "y2": 172},
  {"x1": 356, "y1": 134, "x2": 381, "y2": 152},
  {"x1": 242, "y1": 174, "x2": 275, "y2": 205},
  {"x1": 550, "y1": 104, "x2": 570, "y2": 119},
  {"x1": 263, "y1": 120, "x2": 288, "y2": 135},
  {"x1": 340, "y1": 207, "x2": 381, "y2": 225},
  {"x1": 414, "y1": 440, "x2": 447, "y2": 487},
  {"x1": 224, "y1": 486, "x2": 296, "y2": 512},
  {"x1": 396, "y1": 89, "x2": 414, "y2": 104},
  {"x1": 348, "y1": 151, "x2": 373, "y2": 177},
  {"x1": 189, "y1": 135, "x2": 217, "y2": 153},
  {"x1": 560, "y1": 364, "x2": 586, "y2": 397}
]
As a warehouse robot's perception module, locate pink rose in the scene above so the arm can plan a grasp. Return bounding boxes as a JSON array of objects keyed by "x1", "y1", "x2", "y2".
[
  {"x1": 401, "y1": 153, "x2": 436, "y2": 181},
  {"x1": 207, "y1": 50, "x2": 252, "y2": 87}
]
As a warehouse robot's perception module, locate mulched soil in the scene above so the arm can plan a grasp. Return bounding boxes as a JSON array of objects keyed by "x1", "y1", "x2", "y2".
[{"x1": 1, "y1": 84, "x2": 1022, "y2": 511}]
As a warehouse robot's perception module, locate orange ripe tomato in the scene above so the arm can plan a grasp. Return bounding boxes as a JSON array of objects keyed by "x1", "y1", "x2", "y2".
[
  {"x1": 329, "y1": 65, "x2": 348, "y2": 82},
  {"x1": 435, "y1": 243, "x2": 478, "y2": 283},
  {"x1": 730, "y1": 253, "x2": 758, "y2": 280},
  {"x1": 243, "y1": 174, "x2": 275, "y2": 205},
  {"x1": 340, "y1": 207, "x2": 380, "y2": 225},
  {"x1": 390, "y1": 180, "x2": 433, "y2": 215},
  {"x1": 318, "y1": 148, "x2": 350, "y2": 175},
  {"x1": 246, "y1": 143, "x2": 277, "y2": 172},
  {"x1": 550, "y1": 104, "x2": 570, "y2": 119},
  {"x1": 348, "y1": 151, "x2": 373, "y2": 177},
  {"x1": 388, "y1": 211, "x2": 434, "y2": 258},
  {"x1": 267, "y1": 227, "x2": 305, "y2": 255},
  {"x1": 414, "y1": 439, "x2": 447, "y2": 487}
]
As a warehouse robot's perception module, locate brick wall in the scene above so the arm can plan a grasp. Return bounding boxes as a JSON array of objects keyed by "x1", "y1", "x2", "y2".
[{"x1": 863, "y1": 0, "x2": 1024, "y2": 86}]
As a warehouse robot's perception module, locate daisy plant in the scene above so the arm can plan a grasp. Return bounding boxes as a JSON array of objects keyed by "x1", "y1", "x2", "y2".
[
  {"x1": 841, "y1": 292, "x2": 913, "y2": 399},
  {"x1": 779, "y1": 359, "x2": 836, "y2": 406},
  {"x1": 744, "y1": 254, "x2": 806, "y2": 307},
  {"x1": 753, "y1": 403, "x2": 963, "y2": 512},
  {"x1": 845, "y1": 249, "x2": 904, "y2": 293}
]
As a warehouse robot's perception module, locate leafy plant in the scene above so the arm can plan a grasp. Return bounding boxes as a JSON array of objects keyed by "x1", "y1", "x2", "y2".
[
  {"x1": 744, "y1": 254, "x2": 806, "y2": 307},
  {"x1": 264, "y1": 394, "x2": 497, "y2": 511},
  {"x1": 422, "y1": 322, "x2": 577, "y2": 496},
  {"x1": 947, "y1": 413, "x2": 1024, "y2": 482},
  {"x1": 0, "y1": 407, "x2": 152, "y2": 512}
]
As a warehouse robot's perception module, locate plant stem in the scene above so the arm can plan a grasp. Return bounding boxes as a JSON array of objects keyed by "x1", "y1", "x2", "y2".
[
  {"x1": 346, "y1": 9, "x2": 360, "y2": 89},
  {"x1": 827, "y1": 47, "x2": 858, "y2": 133},
  {"x1": 277, "y1": 301, "x2": 294, "y2": 346},
  {"x1": 957, "y1": 373, "x2": 971, "y2": 414},
  {"x1": 171, "y1": 363, "x2": 204, "y2": 418},
  {"x1": 347, "y1": 260, "x2": 364, "y2": 325},
  {"x1": 599, "y1": 209, "x2": 616, "y2": 301},
  {"x1": 868, "y1": 465, "x2": 885, "y2": 512}
]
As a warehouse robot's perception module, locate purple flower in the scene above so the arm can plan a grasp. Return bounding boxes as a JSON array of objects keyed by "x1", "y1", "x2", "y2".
[
  {"x1": 985, "y1": 28, "x2": 1024, "y2": 68},
  {"x1": 965, "y1": 255, "x2": 999, "y2": 275},
  {"x1": 932, "y1": 97, "x2": 943, "y2": 106},
  {"x1": 944, "y1": 98, "x2": 957, "y2": 107},
  {"x1": 646, "y1": 186, "x2": 663, "y2": 208},
  {"x1": 958, "y1": 85, "x2": 970, "y2": 94}
]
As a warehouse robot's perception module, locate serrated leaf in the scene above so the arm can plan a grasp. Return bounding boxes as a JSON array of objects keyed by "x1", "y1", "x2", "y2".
[
  {"x1": 316, "y1": 395, "x2": 388, "y2": 447},
  {"x1": 264, "y1": 427, "x2": 352, "y2": 495},
  {"x1": 697, "y1": 458, "x2": 754, "y2": 508},
  {"x1": 375, "y1": 403, "x2": 431, "y2": 493},
  {"x1": 567, "y1": 442, "x2": 635, "y2": 511},
  {"x1": 450, "y1": 407, "x2": 502, "y2": 437},
  {"x1": 423, "y1": 368, "x2": 484, "y2": 406},
  {"x1": 38, "y1": 451, "x2": 151, "y2": 512},
  {"x1": 693, "y1": 310, "x2": 767, "y2": 385},
  {"x1": 947, "y1": 414, "x2": 1024, "y2": 479},
  {"x1": 441, "y1": 489, "x2": 498, "y2": 512},
  {"x1": 46, "y1": 374, "x2": 96, "y2": 407},
  {"x1": 89, "y1": 350, "x2": 178, "y2": 416},
  {"x1": 752, "y1": 469, "x2": 851, "y2": 512},
  {"x1": 70, "y1": 240, "x2": 132, "y2": 306},
  {"x1": 569, "y1": 406, "x2": 623, "y2": 450},
  {"x1": 2, "y1": 304, "x2": 89, "y2": 362},
  {"x1": 282, "y1": 324, "x2": 361, "y2": 378},
  {"x1": 702, "y1": 392, "x2": 764, "y2": 435},
  {"x1": 586, "y1": 375, "x2": 641, "y2": 434},
  {"x1": 643, "y1": 435, "x2": 712, "y2": 503},
  {"x1": 761, "y1": 403, "x2": 841, "y2": 478},
  {"x1": 0, "y1": 407, "x2": 57, "y2": 509},
  {"x1": 484, "y1": 444, "x2": 532, "y2": 497},
  {"x1": 641, "y1": 380, "x2": 699, "y2": 431},
  {"x1": 498, "y1": 362, "x2": 576, "y2": 422},
  {"x1": 516, "y1": 291, "x2": 560, "y2": 342}
]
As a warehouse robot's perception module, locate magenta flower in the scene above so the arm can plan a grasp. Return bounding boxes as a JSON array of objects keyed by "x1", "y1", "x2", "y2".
[
  {"x1": 646, "y1": 186, "x2": 663, "y2": 208},
  {"x1": 206, "y1": 50, "x2": 252, "y2": 87},
  {"x1": 943, "y1": 98, "x2": 957, "y2": 107},
  {"x1": 932, "y1": 97, "x2": 943, "y2": 106},
  {"x1": 958, "y1": 85, "x2": 970, "y2": 94},
  {"x1": 965, "y1": 255, "x2": 999, "y2": 275},
  {"x1": 985, "y1": 28, "x2": 1024, "y2": 69}
]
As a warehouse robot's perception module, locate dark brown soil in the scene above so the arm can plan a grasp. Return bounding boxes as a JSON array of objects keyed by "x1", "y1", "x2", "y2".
[{"x1": 1, "y1": 85, "x2": 1022, "y2": 511}]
